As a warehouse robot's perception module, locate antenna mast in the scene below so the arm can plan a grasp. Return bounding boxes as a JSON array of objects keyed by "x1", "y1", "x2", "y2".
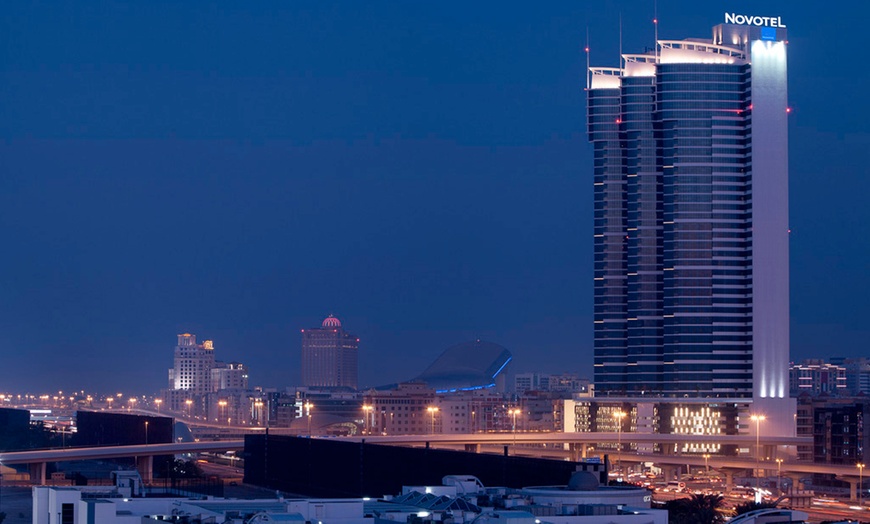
[
  {"x1": 585, "y1": 27, "x2": 590, "y2": 91},
  {"x1": 654, "y1": 0, "x2": 659, "y2": 62},
  {"x1": 619, "y1": 12, "x2": 623, "y2": 73}
]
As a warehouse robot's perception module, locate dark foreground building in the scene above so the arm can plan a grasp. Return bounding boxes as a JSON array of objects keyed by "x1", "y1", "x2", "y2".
[
  {"x1": 0, "y1": 407, "x2": 33, "y2": 450},
  {"x1": 75, "y1": 411, "x2": 175, "y2": 479},
  {"x1": 244, "y1": 434, "x2": 583, "y2": 497}
]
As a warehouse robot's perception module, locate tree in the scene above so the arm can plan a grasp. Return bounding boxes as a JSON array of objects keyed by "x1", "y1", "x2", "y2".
[
  {"x1": 161, "y1": 459, "x2": 203, "y2": 479},
  {"x1": 664, "y1": 494, "x2": 726, "y2": 524}
]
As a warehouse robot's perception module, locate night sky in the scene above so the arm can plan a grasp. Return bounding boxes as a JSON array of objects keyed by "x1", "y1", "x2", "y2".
[{"x1": 1, "y1": 1, "x2": 868, "y2": 395}]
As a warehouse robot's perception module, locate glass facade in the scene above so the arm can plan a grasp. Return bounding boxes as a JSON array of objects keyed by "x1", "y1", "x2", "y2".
[{"x1": 589, "y1": 50, "x2": 756, "y2": 399}]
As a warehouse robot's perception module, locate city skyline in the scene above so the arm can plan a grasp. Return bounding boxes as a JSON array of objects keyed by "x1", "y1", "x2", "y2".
[{"x1": 1, "y1": 1, "x2": 868, "y2": 394}]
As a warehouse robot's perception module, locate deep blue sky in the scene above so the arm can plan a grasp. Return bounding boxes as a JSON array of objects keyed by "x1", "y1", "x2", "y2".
[{"x1": 1, "y1": 1, "x2": 868, "y2": 395}]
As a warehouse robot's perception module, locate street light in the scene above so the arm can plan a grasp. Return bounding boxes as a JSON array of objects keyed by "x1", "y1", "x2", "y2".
[
  {"x1": 613, "y1": 411, "x2": 627, "y2": 473},
  {"x1": 362, "y1": 405, "x2": 373, "y2": 435},
  {"x1": 703, "y1": 454, "x2": 711, "y2": 476},
  {"x1": 254, "y1": 400, "x2": 264, "y2": 426},
  {"x1": 144, "y1": 421, "x2": 149, "y2": 445},
  {"x1": 304, "y1": 401, "x2": 313, "y2": 436},
  {"x1": 427, "y1": 406, "x2": 439, "y2": 434},
  {"x1": 154, "y1": 399, "x2": 162, "y2": 413},
  {"x1": 218, "y1": 400, "x2": 228, "y2": 424},
  {"x1": 185, "y1": 399, "x2": 193, "y2": 419},
  {"x1": 858, "y1": 462, "x2": 865, "y2": 506},
  {"x1": 128, "y1": 397, "x2": 137, "y2": 412},
  {"x1": 507, "y1": 408, "x2": 522, "y2": 449},
  {"x1": 750, "y1": 414, "x2": 766, "y2": 491},
  {"x1": 775, "y1": 458, "x2": 783, "y2": 493}
]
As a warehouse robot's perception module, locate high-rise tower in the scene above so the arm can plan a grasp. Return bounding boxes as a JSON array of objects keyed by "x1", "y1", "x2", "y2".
[
  {"x1": 168, "y1": 333, "x2": 216, "y2": 395},
  {"x1": 587, "y1": 17, "x2": 791, "y2": 433},
  {"x1": 301, "y1": 315, "x2": 359, "y2": 389}
]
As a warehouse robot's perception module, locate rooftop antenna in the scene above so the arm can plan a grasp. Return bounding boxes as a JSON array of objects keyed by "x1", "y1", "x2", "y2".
[
  {"x1": 653, "y1": 0, "x2": 659, "y2": 62},
  {"x1": 619, "y1": 12, "x2": 623, "y2": 73},
  {"x1": 585, "y1": 27, "x2": 590, "y2": 90}
]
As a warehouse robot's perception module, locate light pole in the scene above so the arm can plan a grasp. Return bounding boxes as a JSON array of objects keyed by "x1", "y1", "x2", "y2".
[
  {"x1": 751, "y1": 414, "x2": 766, "y2": 491},
  {"x1": 154, "y1": 399, "x2": 162, "y2": 413},
  {"x1": 128, "y1": 397, "x2": 137, "y2": 412},
  {"x1": 775, "y1": 458, "x2": 783, "y2": 493},
  {"x1": 304, "y1": 401, "x2": 313, "y2": 436},
  {"x1": 703, "y1": 454, "x2": 711, "y2": 476},
  {"x1": 185, "y1": 399, "x2": 193, "y2": 419},
  {"x1": 254, "y1": 400, "x2": 264, "y2": 426},
  {"x1": 218, "y1": 400, "x2": 228, "y2": 424},
  {"x1": 507, "y1": 408, "x2": 522, "y2": 450},
  {"x1": 362, "y1": 405, "x2": 373, "y2": 434},
  {"x1": 613, "y1": 411, "x2": 626, "y2": 473},
  {"x1": 858, "y1": 462, "x2": 865, "y2": 506},
  {"x1": 144, "y1": 421, "x2": 149, "y2": 445},
  {"x1": 427, "y1": 406, "x2": 439, "y2": 434}
]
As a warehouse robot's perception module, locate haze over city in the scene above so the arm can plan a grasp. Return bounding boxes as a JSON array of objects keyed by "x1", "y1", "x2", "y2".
[{"x1": 1, "y1": 0, "x2": 868, "y2": 395}]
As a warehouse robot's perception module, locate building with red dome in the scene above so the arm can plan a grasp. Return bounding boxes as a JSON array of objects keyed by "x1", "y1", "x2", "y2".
[{"x1": 301, "y1": 314, "x2": 359, "y2": 389}]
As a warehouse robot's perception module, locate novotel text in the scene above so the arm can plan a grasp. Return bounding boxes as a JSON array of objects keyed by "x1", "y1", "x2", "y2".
[{"x1": 725, "y1": 13, "x2": 786, "y2": 28}]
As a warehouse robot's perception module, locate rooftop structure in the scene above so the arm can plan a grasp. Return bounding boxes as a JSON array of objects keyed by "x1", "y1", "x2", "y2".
[
  {"x1": 412, "y1": 340, "x2": 512, "y2": 393},
  {"x1": 33, "y1": 471, "x2": 667, "y2": 524}
]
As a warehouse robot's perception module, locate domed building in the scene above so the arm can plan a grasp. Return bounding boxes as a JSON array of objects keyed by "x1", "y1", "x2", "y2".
[
  {"x1": 301, "y1": 314, "x2": 359, "y2": 390},
  {"x1": 413, "y1": 339, "x2": 513, "y2": 392}
]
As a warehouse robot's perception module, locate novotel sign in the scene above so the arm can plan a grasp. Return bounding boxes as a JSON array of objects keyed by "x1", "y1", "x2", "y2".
[{"x1": 725, "y1": 13, "x2": 786, "y2": 28}]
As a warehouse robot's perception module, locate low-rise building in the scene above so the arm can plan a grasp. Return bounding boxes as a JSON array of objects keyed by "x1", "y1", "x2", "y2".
[{"x1": 33, "y1": 471, "x2": 667, "y2": 524}]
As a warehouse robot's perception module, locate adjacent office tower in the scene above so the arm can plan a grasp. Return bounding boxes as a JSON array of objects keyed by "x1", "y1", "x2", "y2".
[
  {"x1": 301, "y1": 315, "x2": 359, "y2": 389},
  {"x1": 168, "y1": 333, "x2": 216, "y2": 395},
  {"x1": 587, "y1": 18, "x2": 791, "y2": 430}
]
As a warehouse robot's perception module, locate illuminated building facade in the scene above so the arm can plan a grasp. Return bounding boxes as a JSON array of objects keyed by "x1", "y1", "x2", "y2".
[
  {"x1": 789, "y1": 359, "x2": 847, "y2": 397},
  {"x1": 211, "y1": 361, "x2": 249, "y2": 391},
  {"x1": 587, "y1": 17, "x2": 793, "y2": 435},
  {"x1": 168, "y1": 333, "x2": 215, "y2": 395},
  {"x1": 301, "y1": 315, "x2": 359, "y2": 389}
]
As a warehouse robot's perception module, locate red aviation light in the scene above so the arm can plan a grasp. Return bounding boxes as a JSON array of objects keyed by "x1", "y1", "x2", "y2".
[
  {"x1": 786, "y1": 107, "x2": 792, "y2": 113},
  {"x1": 616, "y1": 118, "x2": 622, "y2": 124}
]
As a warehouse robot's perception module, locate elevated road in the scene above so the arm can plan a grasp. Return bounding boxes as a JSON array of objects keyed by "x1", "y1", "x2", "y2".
[
  {"x1": 0, "y1": 440, "x2": 244, "y2": 465},
  {"x1": 342, "y1": 432, "x2": 809, "y2": 447},
  {"x1": 0, "y1": 440, "x2": 244, "y2": 484},
  {"x1": 5, "y1": 432, "x2": 850, "y2": 493}
]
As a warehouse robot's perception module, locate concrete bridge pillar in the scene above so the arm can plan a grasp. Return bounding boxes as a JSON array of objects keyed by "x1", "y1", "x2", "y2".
[
  {"x1": 464, "y1": 443, "x2": 480, "y2": 453},
  {"x1": 568, "y1": 443, "x2": 587, "y2": 462},
  {"x1": 719, "y1": 468, "x2": 743, "y2": 490},
  {"x1": 135, "y1": 456, "x2": 153, "y2": 484},
  {"x1": 29, "y1": 462, "x2": 46, "y2": 485},
  {"x1": 840, "y1": 475, "x2": 861, "y2": 501},
  {"x1": 787, "y1": 474, "x2": 804, "y2": 491}
]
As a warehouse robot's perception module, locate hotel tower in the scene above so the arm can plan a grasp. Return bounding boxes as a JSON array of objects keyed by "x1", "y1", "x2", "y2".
[{"x1": 586, "y1": 16, "x2": 793, "y2": 437}]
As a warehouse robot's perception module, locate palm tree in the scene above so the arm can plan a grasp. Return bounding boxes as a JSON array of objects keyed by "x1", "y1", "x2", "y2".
[{"x1": 665, "y1": 494, "x2": 726, "y2": 524}]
